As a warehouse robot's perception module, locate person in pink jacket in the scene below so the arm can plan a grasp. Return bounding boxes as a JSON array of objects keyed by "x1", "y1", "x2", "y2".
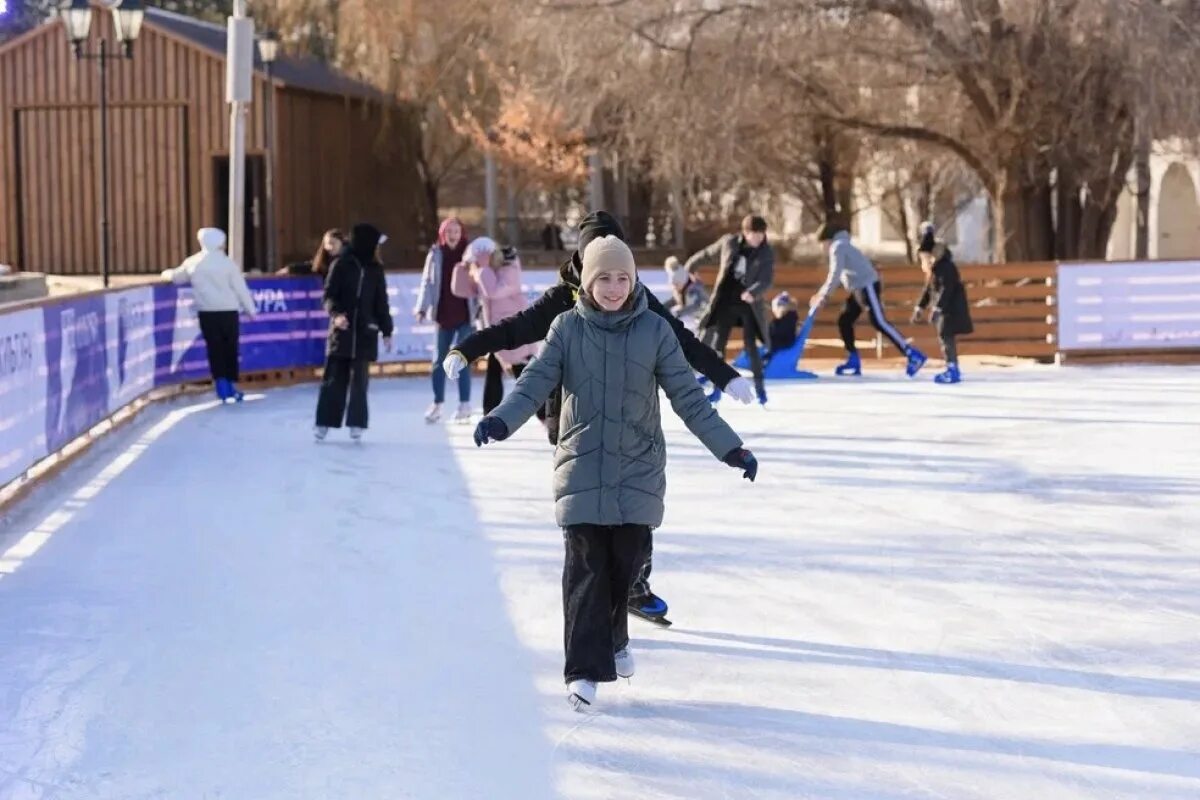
[{"x1": 453, "y1": 238, "x2": 542, "y2": 417}]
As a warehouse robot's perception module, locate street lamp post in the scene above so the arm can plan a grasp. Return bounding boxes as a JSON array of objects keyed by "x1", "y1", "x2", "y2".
[
  {"x1": 257, "y1": 31, "x2": 279, "y2": 274},
  {"x1": 61, "y1": 0, "x2": 145, "y2": 288}
]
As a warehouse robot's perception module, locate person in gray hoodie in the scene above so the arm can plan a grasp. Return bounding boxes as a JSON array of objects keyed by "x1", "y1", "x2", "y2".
[
  {"x1": 810, "y1": 221, "x2": 927, "y2": 377},
  {"x1": 472, "y1": 235, "x2": 758, "y2": 711}
]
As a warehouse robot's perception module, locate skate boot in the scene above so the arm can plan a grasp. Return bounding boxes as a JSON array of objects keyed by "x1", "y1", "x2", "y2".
[
  {"x1": 835, "y1": 352, "x2": 862, "y2": 376},
  {"x1": 756, "y1": 387, "x2": 768, "y2": 406},
  {"x1": 349, "y1": 427, "x2": 364, "y2": 440},
  {"x1": 905, "y1": 346, "x2": 928, "y2": 377},
  {"x1": 215, "y1": 378, "x2": 232, "y2": 402},
  {"x1": 424, "y1": 403, "x2": 443, "y2": 424},
  {"x1": 313, "y1": 425, "x2": 329, "y2": 441},
  {"x1": 706, "y1": 388, "x2": 722, "y2": 404},
  {"x1": 567, "y1": 680, "x2": 597, "y2": 711},
  {"x1": 934, "y1": 363, "x2": 962, "y2": 384},
  {"x1": 628, "y1": 592, "x2": 670, "y2": 625},
  {"x1": 614, "y1": 648, "x2": 635, "y2": 679},
  {"x1": 453, "y1": 402, "x2": 473, "y2": 423},
  {"x1": 227, "y1": 382, "x2": 245, "y2": 402}
]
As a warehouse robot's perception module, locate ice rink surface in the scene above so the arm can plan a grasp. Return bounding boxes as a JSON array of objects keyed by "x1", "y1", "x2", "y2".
[{"x1": 1, "y1": 365, "x2": 1197, "y2": 799}]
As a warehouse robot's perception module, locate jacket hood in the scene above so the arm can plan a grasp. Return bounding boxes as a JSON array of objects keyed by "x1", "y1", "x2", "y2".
[
  {"x1": 349, "y1": 223, "x2": 383, "y2": 262},
  {"x1": 197, "y1": 228, "x2": 226, "y2": 252},
  {"x1": 576, "y1": 282, "x2": 649, "y2": 330}
]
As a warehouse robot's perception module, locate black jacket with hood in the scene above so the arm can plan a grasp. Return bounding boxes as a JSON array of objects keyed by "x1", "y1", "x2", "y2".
[
  {"x1": 450, "y1": 212, "x2": 739, "y2": 440},
  {"x1": 324, "y1": 223, "x2": 394, "y2": 362},
  {"x1": 916, "y1": 244, "x2": 974, "y2": 337}
]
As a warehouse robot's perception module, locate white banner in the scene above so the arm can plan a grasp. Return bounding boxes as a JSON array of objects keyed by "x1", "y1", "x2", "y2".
[
  {"x1": 106, "y1": 287, "x2": 157, "y2": 411},
  {"x1": 1058, "y1": 261, "x2": 1200, "y2": 351},
  {"x1": 0, "y1": 308, "x2": 48, "y2": 487}
]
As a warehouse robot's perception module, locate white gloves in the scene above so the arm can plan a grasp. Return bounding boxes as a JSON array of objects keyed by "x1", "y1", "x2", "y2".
[
  {"x1": 442, "y1": 351, "x2": 467, "y2": 379},
  {"x1": 724, "y1": 377, "x2": 755, "y2": 405}
]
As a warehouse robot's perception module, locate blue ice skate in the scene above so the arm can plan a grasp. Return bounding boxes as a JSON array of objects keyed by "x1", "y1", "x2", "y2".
[
  {"x1": 629, "y1": 592, "x2": 672, "y2": 626},
  {"x1": 835, "y1": 352, "x2": 862, "y2": 376},
  {"x1": 757, "y1": 387, "x2": 768, "y2": 406},
  {"x1": 905, "y1": 346, "x2": 928, "y2": 377},
  {"x1": 934, "y1": 364, "x2": 962, "y2": 384},
  {"x1": 215, "y1": 378, "x2": 232, "y2": 403},
  {"x1": 707, "y1": 387, "x2": 722, "y2": 404}
]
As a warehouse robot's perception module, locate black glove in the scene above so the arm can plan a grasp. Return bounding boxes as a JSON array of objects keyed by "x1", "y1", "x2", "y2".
[
  {"x1": 723, "y1": 447, "x2": 758, "y2": 482},
  {"x1": 473, "y1": 416, "x2": 510, "y2": 447}
]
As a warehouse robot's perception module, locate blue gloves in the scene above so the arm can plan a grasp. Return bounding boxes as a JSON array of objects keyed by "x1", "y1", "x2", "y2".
[
  {"x1": 723, "y1": 448, "x2": 758, "y2": 482},
  {"x1": 474, "y1": 416, "x2": 510, "y2": 447}
]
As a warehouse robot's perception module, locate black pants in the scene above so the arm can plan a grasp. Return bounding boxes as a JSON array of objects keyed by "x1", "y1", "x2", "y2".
[
  {"x1": 562, "y1": 524, "x2": 651, "y2": 683},
  {"x1": 482, "y1": 357, "x2": 546, "y2": 421},
  {"x1": 940, "y1": 333, "x2": 958, "y2": 364},
  {"x1": 838, "y1": 281, "x2": 909, "y2": 355},
  {"x1": 198, "y1": 310, "x2": 240, "y2": 381},
  {"x1": 629, "y1": 535, "x2": 654, "y2": 600},
  {"x1": 704, "y1": 301, "x2": 764, "y2": 393},
  {"x1": 315, "y1": 356, "x2": 370, "y2": 428}
]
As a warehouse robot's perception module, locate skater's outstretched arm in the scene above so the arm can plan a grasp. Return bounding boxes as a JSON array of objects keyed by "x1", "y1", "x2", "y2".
[
  {"x1": 683, "y1": 236, "x2": 726, "y2": 274},
  {"x1": 487, "y1": 316, "x2": 568, "y2": 437},
  {"x1": 651, "y1": 318, "x2": 743, "y2": 461},
  {"x1": 452, "y1": 284, "x2": 573, "y2": 363},
  {"x1": 645, "y1": 290, "x2": 740, "y2": 389},
  {"x1": 812, "y1": 242, "x2": 845, "y2": 308}
]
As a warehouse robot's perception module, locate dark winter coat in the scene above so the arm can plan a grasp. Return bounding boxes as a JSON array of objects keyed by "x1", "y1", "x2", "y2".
[
  {"x1": 492, "y1": 285, "x2": 743, "y2": 528},
  {"x1": 768, "y1": 309, "x2": 799, "y2": 354},
  {"x1": 450, "y1": 244, "x2": 739, "y2": 440},
  {"x1": 916, "y1": 245, "x2": 974, "y2": 337},
  {"x1": 324, "y1": 226, "x2": 394, "y2": 362},
  {"x1": 687, "y1": 233, "x2": 775, "y2": 342}
]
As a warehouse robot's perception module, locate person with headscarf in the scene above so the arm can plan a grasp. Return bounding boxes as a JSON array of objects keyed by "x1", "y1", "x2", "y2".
[
  {"x1": 414, "y1": 217, "x2": 474, "y2": 423},
  {"x1": 314, "y1": 223, "x2": 393, "y2": 440}
]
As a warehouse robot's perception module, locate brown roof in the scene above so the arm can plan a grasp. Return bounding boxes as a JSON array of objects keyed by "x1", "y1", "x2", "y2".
[{"x1": 146, "y1": 7, "x2": 385, "y2": 102}]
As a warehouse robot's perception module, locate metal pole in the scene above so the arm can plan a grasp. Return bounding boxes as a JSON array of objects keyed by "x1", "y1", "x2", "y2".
[
  {"x1": 263, "y1": 61, "x2": 276, "y2": 272},
  {"x1": 99, "y1": 38, "x2": 110, "y2": 288},
  {"x1": 227, "y1": 1, "x2": 253, "y2": 270},
  {"x1": 589, "y1": 148, "x2": 605, "y2": 211}
]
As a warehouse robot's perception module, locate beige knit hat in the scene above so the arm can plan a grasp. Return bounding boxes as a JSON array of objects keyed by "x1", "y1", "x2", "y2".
[{"x1": 580, "y1": 235, "x2": 637, "y2": 292}]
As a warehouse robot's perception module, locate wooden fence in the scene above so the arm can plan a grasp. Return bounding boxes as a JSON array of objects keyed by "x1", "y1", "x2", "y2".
[{"x1": 691, "y1": 261, "x2": 1058, "y2": 361}]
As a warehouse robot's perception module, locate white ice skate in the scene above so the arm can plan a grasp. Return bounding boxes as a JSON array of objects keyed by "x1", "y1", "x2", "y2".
[
  {"x1": 313, "y1": 425, "x2": 329, "y2": 441},
  {"x1": 453, "y1": 402, "x2": 472, "y2": 423},
  {"x1": 349, "y1": 427, "x2": 364, "y2": 441},
  {"x1": 424, "y1": 403, "x2": 443, "y2": 424},
  {"x1": 567, "y1": 680, "x2": 597, "y2": 711},
  {"x1": 614, "y1": 648, "x2": 635, "y2": 679}
]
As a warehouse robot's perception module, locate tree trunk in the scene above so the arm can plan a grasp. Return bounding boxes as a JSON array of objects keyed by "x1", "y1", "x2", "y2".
[{"x1": 994, "y1": 167, "x2": 1055, "y2": 262}]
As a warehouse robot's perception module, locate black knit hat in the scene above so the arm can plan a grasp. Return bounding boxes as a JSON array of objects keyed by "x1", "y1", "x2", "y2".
[
  {"x1": 917, "y1": 221, "x2": 937, "y2": 254},
  {"x1": 816, "y1": 220, "x2": 847, "y2": 242},
  {"x1": 742, "y1": 214, "x2": 768, "y2": 233},
  {"x1": 577, "y1": 211, "x2": 626, "y2": 258}
]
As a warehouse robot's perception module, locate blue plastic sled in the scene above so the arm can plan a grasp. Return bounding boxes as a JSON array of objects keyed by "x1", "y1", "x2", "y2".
[{"x1": 733, "y1": 312, "x2": 818, "y2": 380}]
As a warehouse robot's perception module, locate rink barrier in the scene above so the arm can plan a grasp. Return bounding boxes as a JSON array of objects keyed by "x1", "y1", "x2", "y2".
[{"x1": 3, "y1": 259, "x2": 1196, "y2": 507}]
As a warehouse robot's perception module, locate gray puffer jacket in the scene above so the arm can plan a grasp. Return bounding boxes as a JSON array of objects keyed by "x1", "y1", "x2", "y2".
[{"x1": 491, "y1": 284, "x2": 743, "y2": 528}]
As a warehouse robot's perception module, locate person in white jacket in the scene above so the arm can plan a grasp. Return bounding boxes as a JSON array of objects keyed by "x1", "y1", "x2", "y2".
[{"x1": 162, "y1": 228, "x2": 257, "y2": 401}]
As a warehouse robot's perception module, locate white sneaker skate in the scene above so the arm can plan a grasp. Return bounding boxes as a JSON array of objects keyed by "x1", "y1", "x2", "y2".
[
  {"x1": 313, "y1": 425, "x2": 328, "y2": 441},
  {"x1": 349, "y1": 427, "x2": 364, "y2": 441},
  {"x1": 567, "y1": 679, "x2": 597, "y2": 711},
  {"x1": 614, "y1": 648, "x2": 635, "y2": 679},
  {"x1": 424, "y1": 403, "x2": 443, "y2": 424},
  {"x1": 453, "y1": 402, "x2": 472, "y2": 423}
]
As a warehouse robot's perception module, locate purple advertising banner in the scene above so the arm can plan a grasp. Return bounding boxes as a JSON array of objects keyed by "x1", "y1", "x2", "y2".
[
  {"x1": 0, "y1": 308, "x2": 48, "y2": 486},
  {"x1": 43, "y1": 294, "x2": 110, "y2": 454},
  {"x1": 1058, "y1": 261, "x2": 1200, "y2": 350}
]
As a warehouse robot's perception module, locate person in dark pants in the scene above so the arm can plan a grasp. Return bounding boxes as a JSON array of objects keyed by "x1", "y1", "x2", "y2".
[
  {"x1": 161, "y1": 227, "x2": 257, "y2": 402},
  {"x1": 314, "y1": 223, "x2": 394, "y2": 441},
  {"x1": 473, "y1": 234, "x2": 757, "y2": 710},
  {"x1": 810, "y1": 221, "x2": 927, "y2": 378},
  {"x1": 440, "y1": 211, "x2": 754, "y2": 624},
  {"x1": 686, "y1": 214, "x2": 775, "y2": 406},
  {"x1": 911, "y1": 222, "x2": 974, "y2": 384}
]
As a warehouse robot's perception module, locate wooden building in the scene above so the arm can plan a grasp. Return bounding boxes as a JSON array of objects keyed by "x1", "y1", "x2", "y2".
[{"x1": 0, "y1": 6, "x2": 424, "y2": 275}]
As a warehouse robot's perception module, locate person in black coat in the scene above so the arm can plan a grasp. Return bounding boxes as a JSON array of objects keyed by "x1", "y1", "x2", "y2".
[
  {"x1": 314, "y1": 223, "x2": 394, "y2": 439},
  {"x1": 439, "y1": 210, "x2": 752, "y2": 624},
  {"x1": 911, "y1": 222, "x2": 973, "y2": 384}
]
